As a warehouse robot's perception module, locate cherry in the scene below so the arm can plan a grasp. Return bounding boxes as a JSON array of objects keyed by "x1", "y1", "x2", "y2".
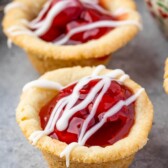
[
  {"x1": 39, "y1": 27, "x2": 62, "y2": 42},
  {"x1": 32, "y1": 0, "x2": 121, "y2": 44},
  {"x1": 64, "y1": 6, "x2": 115, "y2": 43},
  {"x1": 158, "y1": 8, "x2": 168, "y2": 19},
  {"x1": 38, "y1": 0, "x2": 84, "y2": 41},
  {"x1": 52, "y1": 0, "x2": 83, "y2": 27},
  {"x1": 66, "y1": 20, "x2": 112, "y2": 43},
  {"x1": 40, "y1": 79, "x2": 135, "y2": 147}
]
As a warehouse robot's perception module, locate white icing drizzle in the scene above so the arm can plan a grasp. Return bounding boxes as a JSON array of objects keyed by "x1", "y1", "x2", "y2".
[
  {"x1": 31, "y1": 0, "x2": 74, "y2": 36},
  {"x1": 23, "y1": 79, "x2": 63, "y2": 92},
  {"x1": 25, "y1": 65, "x2": 144, "y2": 167},
  {"x1": 6, "y1": 25, "x2": 35, "y2": 37},
  {"x1": 56, "y1": 77, "x2": 110, "y2": 131},
  {"x1": 59, "y1": 86, "x2": 143, "y2": 167},
  {"x1": 119, "y1": 74, "x2": 130, "y2": 82},
  {"x1": 112, "y1": 8, "x2": 130, "y2": 16},
  {"x1": 106, "y1": 69, "x2": 124, "y2": 78},
  {"x1": 4, "y1": 2, "x2": 26, "y2": 14},
  {"x1": 81, "y1": 0, "x2": 98, "y2": 4},
  {"x1": 7, "y1": 26, "x2": 28, "y2": 32},
  {"x1": 78, "y1": 77, "x2": 111, "y2": 143},
  {"x1": 60, "y1": 142, "x2": 79, "y2": 167},
  {"x1": 7, "y1": 38, "x2": 12, "y2": 48},
  {"x1": 20, "y1": 19, "x2": 30, "y2": 26},
  {"x1": 30, "y1": 0, "x2": 102, "y2": 30},
  {"x1": 29, "y1": 0, "x2": 52, "y2": 26},
  {"x1": 83, "y1": 1, "x2": 112, "y2": 16},
  {"x1": 79, "y1": 88, "x2": 144, "y2": 146},
  {"x1": 5, "y1": 0, "x2": 141, "y2": 44},
  {"x1": 6, "y1": 24, "x2": 32, "y2": 48},
  {"x1": 91, "y1": 64, "x2": 106, "y2": 76},
  {"x1": 7, "y1": 30, "x2": 33, "y2": 36},
  {"x1": 54, "y1": 20, "x2": 142, "y2": 45}
]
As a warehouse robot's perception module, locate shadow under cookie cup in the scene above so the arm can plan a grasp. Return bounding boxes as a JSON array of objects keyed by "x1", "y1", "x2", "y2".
[
  {"x1": 16, "y1": 66, "x2": 153, "y2": 168},
  {"x1": 3, "y1": 0, "x2": 141, "y2": 74}
]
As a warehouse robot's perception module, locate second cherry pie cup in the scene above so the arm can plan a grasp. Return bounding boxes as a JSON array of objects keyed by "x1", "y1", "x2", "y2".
[
  {"x1": 145, "y1": 0, "x2": 168, "y2": 38},
  {"x1": 16, "y1": 66, "x2": 153, "y2": 168},
  {"x1": 3, "y1": 0, "x2": 141, "y2": 74}
]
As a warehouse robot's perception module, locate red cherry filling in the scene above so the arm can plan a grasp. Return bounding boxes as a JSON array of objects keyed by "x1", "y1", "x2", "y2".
[
  {"x1": 39, "y1": 79, "x2": 135, "y2": 147},
  {"x1": 32, "y1": 0, "x2": 123, "y2": 44},
  {"x1": 158, "y1": 9, "x2": 168, "y2": 19},
  {"x1": 38, "y1": 0, "x2": 83, "y2": 42}
]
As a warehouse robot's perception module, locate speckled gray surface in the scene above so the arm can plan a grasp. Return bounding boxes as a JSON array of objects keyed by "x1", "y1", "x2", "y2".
[{"x1": 0, "y1": 0, "x2": 168, "y2": 168}]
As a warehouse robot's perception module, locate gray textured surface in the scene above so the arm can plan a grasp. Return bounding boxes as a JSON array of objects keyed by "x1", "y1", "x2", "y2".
[{"x1": 0, "y1": 0, "x2": 168, "y2": 168}]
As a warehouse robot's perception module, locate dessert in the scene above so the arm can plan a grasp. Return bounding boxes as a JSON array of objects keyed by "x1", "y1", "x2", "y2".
[
  {"x1": 164, "y1": 58, "x2": 168, "y2": 93},
  {"x1": 145, "y1": 0, "x2": 168, "y2": 37},
  {"x1": 16, "y1": 65, "x2": 153, "y2": 168},
  {"x1": 3, "y1": 0, "x2": 141, "y2": 74}
]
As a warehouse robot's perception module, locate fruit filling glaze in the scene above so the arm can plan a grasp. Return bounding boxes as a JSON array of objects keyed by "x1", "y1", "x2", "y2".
[
  {"x1": 5, "y1": 0, "x2": 141, "y2": 45},
  {"x1": 40, "y1": 79, "x2": 134, "y2": 147},
  {"x1": 30, "y1": 0, "x2": 125, "y2": 44},
  {"x1": 23, "y1": 65, "x2": 144, "y2": 167}
]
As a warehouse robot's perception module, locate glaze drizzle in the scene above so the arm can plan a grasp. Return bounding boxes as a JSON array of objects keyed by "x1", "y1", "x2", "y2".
[
  {"x1": 54, "y1": 20, "x2": 141, "y2": 45},
  {"x1": 4, "y1": 2, "x2": 26, "y2": 14},
  {"x1": 23, "y1": 65, "x2": 144, "y2": 167},
  {"x1": 5, "y1": 0, "x2": 141, "y2": 45}
]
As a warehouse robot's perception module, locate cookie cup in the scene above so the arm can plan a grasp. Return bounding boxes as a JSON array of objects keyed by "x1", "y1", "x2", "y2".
[
  {"x1": 16, "y1": 66, "x2": 153, "y2": 168},
  {"x1": 3, "y1": 0, "x2": 141, "y2": 74}
]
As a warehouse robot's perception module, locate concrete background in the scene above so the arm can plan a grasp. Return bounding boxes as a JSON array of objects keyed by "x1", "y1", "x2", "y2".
[{"x1": 0, "y1": 0, "x2": 168, "y2": 167}]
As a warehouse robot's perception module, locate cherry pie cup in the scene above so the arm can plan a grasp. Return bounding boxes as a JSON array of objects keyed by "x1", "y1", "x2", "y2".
[
  {"x1": 164, "y1": 59, "x2": 168, "y2": 93},
  {"x1": 3, "y1": 0, "x2": 141, "y2": 74},
  {"x1": 16, "y1": 66, "x2": 153, "y2": 168}
]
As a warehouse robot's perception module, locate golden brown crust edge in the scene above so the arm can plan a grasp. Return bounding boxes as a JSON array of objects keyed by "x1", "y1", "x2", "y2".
[
  {"x1": 3, "y1": 0, "x2": 140, "y2": 60},
  {"x1": 16, "y1": 66, "x2": 153, "y2": 165},
  {"x1": 164, "y1": 58, "x2": 168, "y2": 94},
  {"x1": 42, "y1": 151, "x2": 134, "y2": 168}
]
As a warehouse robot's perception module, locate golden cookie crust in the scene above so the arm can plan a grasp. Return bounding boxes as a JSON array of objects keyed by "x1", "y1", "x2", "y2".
[
  {"x1": 164, "y1": 59, "x2": 168, "y2": 94},
  {"x1": 16, "y1": 66, "x2": 153, "y2": 167},
  {"x1": 3, "y1": 0, "x2": 140, "y2": 60}
]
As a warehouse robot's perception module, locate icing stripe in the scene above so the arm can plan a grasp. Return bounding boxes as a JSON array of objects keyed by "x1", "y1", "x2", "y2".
[
  {"x1": 60, "y1": 142, "x2": 79, "y2": 167},
  {"x1": 23, "y1": 79, "x2": 63, "y2": 92},
  {"x1": 78, "y1": 77, "x2": 111, "y2": 142},
  {"x1": 7, "y1": 30, "x2": 34, "y2": 36},
  {"x1": 113, "y1": 8, "x2": 130, "y2": 16},
  {"x1": 56, "y1": 77, "x2": 110, "y2": 131},
  {"x1": 30, "y1": 0, "x2": 52, "y2": 25},
  {"x1": 80, "y1": 0, "x2": 111, "y2": 16},
  {"x1": 6, "y1": 26, "x2": 35, "y2": 37},
  {"x1": 6, "y1": 19, "x2": 141, "y2": 39},
  {"x1": 4, "y1": 2, "x2": 26, "y2": 13},
  {"x1": 56, "y1": 70, "x2": 126, "y2": 132},
  {"x1": 84, "y1": 2, "x2": 112, "y2": 16},
  {"x1": 54, "y1": 20, "x2": 142, "y2": 45},
  {"x1": 80, "y1": 0, "x2": 98, "y2": 4},
  {"x1": 6, "y1": 25, "x2": 28, "y2": 32},
  {"x1": 79, "y1": 88, "x2": 144, "y2": 145},
  {"x1": 33, "y1": 0, "x2": 73, "y2": 36},
  {"x1": 91, "y1": 65, "x2": 105, "y2": 76},
  {"x1": 31, "y1": 0, "x2": 102, "y2": 28},
  {"x1": 119, "y1": 74, "x2": 130, "y2": 82},
  {"x1": 106, "y1": 69, "x2": 125, "y2": 78},
  {"x1": 7, "y1": 39, "x2": 12, "y2": 48}
]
